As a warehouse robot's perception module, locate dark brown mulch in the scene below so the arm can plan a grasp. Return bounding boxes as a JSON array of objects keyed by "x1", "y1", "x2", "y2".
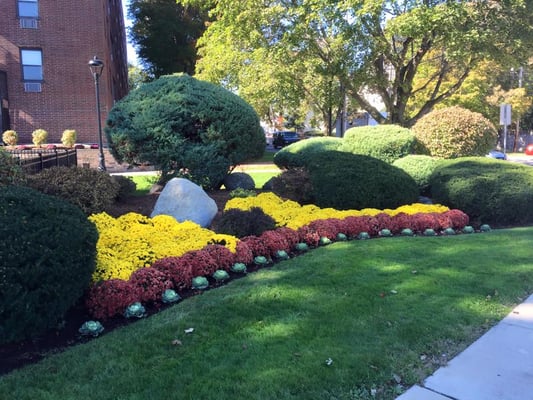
[{"x1": 0, "y1": 190, "x2": 234, "y2": 377}]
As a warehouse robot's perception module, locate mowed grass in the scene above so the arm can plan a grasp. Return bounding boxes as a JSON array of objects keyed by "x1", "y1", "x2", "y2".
[{"x1": 1, "y1": 228, "x2": 533, "y2": 399}]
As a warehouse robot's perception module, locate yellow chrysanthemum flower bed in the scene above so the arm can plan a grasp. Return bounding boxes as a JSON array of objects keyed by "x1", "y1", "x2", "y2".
[
  {"x1": 89, "y1": 212, "x2": 238, "y2": 282},
  {"x1": 225, "y1": 193, "x2": 450, "y2": 230}
]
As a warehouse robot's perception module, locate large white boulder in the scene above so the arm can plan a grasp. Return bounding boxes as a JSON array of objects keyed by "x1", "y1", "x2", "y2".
[{"x1": 150, "y1": 178, "x2": 218, "y2": 227}]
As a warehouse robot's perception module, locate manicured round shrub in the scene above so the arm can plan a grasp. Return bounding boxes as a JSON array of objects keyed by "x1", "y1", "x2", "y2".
[
  {"x1": 111, "y1": 175, "x2": 137, "y2": 201},
  {"x1": 31, "y1": 128, "x2": 48, "y2": 147},
  {"x1": 2, "y1": 130, "x2": 18, "y2": 146},
  {"x1": 273, "y1": 136, "x2": 342, "y2": 169},
  {"x1": 393, "y1": 155, "x2": 441, "y2": 195},
  {"x1": 304, "y1": 150, "x2": 419, "y2": 210},
  {"x1": 339, "y1": 125, "x2": 422, "y2": 164},
  {"x1": 271, "y1": 167, "x2": 314, "y2": 204},
  {"x1": 211, "y1": 207, "x2": 277, "y2": 238},
  {"x1": 223, "y1": 172, "x2": 255, "y2": 190},
  {"x1": 429, "y1": 157, "x2": 533, "y2": 225},
  {"x1": 61, "y1": 129, "x2": 77, "y2": 147},
  {"x1": 412, "y1": 106, "x2": 497, "y2": 159},
  {"x1": 105, "y1": 74, "x2": 266, "y2": 189},
  {"x1": 0, "y1": 147, "x2": 26, "y2": 186},
  {"x1": 0, "y1": 185, "x2": 98, "y2": 344},
  {"x1": 25, "y1": 166, "x2": 120, "y2": 215}
]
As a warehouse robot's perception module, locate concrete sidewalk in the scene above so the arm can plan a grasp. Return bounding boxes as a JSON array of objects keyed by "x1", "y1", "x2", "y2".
[{"x1": 396, "y1": 294, "x2": 533, "y2": 400}]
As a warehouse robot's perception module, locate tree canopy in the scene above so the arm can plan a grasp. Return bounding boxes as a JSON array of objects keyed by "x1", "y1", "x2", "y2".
[
  {"x1": 128, "y1": 0, "x2": 208, "y2": 77},
  {"x1": 190, "y1": 0, "x2": 533, "y2": 128}
]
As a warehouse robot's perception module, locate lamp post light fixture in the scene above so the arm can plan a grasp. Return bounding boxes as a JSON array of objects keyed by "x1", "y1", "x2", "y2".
[{"x1": 88, "y1": 55, "x2": 106, "y2": 171}]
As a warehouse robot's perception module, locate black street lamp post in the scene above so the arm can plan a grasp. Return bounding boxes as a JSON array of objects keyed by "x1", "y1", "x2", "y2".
[{"x1": 88, "y1": 56, "x2": 106, "y2": 171}]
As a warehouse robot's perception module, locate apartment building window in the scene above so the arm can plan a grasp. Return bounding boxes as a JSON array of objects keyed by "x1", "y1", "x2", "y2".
[
  {"x1": 21, "y1": 49, "x2": 43, "y2": 92},
  {"x1": 18, "y1": 0, "x2": 39, "y2": 28},
  {"x1": 18, "y1": 0, "x2": 38, "y2": 17}
]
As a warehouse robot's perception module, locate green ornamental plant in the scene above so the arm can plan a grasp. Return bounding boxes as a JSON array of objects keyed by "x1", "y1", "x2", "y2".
[
  {"x1": 31, "y1": 128, "x2": 48, "y2": 147},
  {"x1": 212, "y1": 270, "x2": 230, "y2": 282},
  {"x1": 162, "y1": 289, "x2": 181, "y2": 304},
  {"x1": 79, "y1": 321, "x2": 104, "y2": 337},
  {"x1": 230, "y1": 263, "x2": 247, "y2": 273},
  {"x1": 192, "y1": 276, "x2": 209, "y2": 290},
  {"x1": 2, "y1": 130, "x2": 18, "y2": 146},
  {"x1": 124, "y1": 302, "x2": 146, "y2": 319}
]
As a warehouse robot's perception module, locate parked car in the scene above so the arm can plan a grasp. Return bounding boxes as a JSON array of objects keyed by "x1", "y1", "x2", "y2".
[
  {"x1": 272, "y1": 131, "x2": 301, "y2": 149},
  {"x1": 486, "y1": 149, "x2": 507, "y2": 160}
]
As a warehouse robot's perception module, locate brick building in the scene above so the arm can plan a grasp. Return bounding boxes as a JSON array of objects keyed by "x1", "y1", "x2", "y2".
[{"x1": 0, "y1": 0, "x2": 129, "y2": 145}]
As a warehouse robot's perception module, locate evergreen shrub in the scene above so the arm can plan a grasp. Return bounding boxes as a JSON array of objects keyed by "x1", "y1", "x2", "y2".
[
  {"x1": 26, "y1": 166, "x2": 120, "y2": 215},
  {"x1": 0, "y1": 148, "x2": 26, "y2": 186},
  {"x1": 0, "y1": 186, "x2": 97, "y2": 344},
  {"x1": 271, "y1": 167, "x2": 314, "y2": 204},
  {"x1": 339, "y1": 125, "x2": 422, "y2": 163},
  {"x1": 393, "y1": 155, "x2": 441, "y2": 195},
  {"x1": 105, "y1": 74, "x2": 266, "y2": 189},
  {"x1": 211, "y1": 207, "x2": 277, "y2": 238},
  {"x1": 412, "y1": 106, "x2": 497, "y2": 158},
  {"x1": 429, "y1": 157, "x2": 533, "y2": 225},
  {"x1": 273, "y1": 136, "x2": 342, "y2": 169},
  {"x1": 305, "y1": 150, "x2": 419, "y2": 210}
]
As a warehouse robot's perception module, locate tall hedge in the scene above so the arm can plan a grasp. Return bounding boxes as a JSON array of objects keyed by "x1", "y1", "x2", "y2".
[
  {"x1": 412, "y1": 106, "x2": 497, "y2": 159},
  {"x1": 105, "y1": 74, "x2": 266, "y2": 189},
  {"x1": 393, "y1": 155, "x2": 441, "y2": 195},
  {"x1": 304, "y1": 150, "x2": 419, "y2": 210},
  {"x1": 429, "y1": 157, "x2": 533, "y2": 226},
  {"x1": 0, "y1": 186, "x2": 98, "y2": 344},
  {"x1": 339, "y1": 125, "x2": 421, "y2": 164}
]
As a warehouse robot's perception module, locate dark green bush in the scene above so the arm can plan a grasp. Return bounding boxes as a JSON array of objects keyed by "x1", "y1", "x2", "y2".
[
  {"x1": 304, "y1": 150, "x2": 419, "y2": 210},
  {"x1": 339, "y1": 125, "x2": 422, "y2": 164},
  {"x1": 211, "y1": 207, "x2": 277, "y2": 238},
  {"x1": 392, "y1": 155, "x2": 441, "y2": 195},
  {"x1": 273, "y1": 136, "x2": 342, "y2": 169},
  {"x1": 0, "y1": 148, "x2": 26, "y2": 186},
  {"x1": 429, "y1": 157, "x2": 533, "y2": 226},
  {"x1": 412, "y1": 106, "x2": 497, "y2": 159},
  {"x1": 26, "y1": 166, "x2": 120, "y2": 215},
  {"x1": 105, "y1": 74, "x2": 266, "y2": 189},
  {"x1": 112, "y1": 175, "x2": 137, "y2": 201},
  {"x1": 0, "y1": 185, "x2": 98, "y2": 344},
  {"x1": 271, "y1": 168, "x2": 314, "y2": 204},
  {"x1": 223, "y1": 172, "x2": 255, "y2": 190}
]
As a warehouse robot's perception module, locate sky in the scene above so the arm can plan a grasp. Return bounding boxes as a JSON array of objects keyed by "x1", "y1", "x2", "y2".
[{"x1": 122, "y1": 0, "x2": 138, "y2": 65}]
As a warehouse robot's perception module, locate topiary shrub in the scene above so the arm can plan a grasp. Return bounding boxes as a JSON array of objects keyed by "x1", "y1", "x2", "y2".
[
  {"x1": 304, "y1": 150, "x2": 419, "y2": 210},
  {"x1": 0, "y1": 148, "x2": 26, "y2": 186},
  {"x1": 105, "y1": 74, "x2": 266, "y2": 189},
  {"x1": 392, "y1": 155, "x2": 441, "y2": 195},
  {"x1": 61, "y1": 129, "x2": 77, "y2": 148},
  {"x1": 271, "y1": 167, "x2": 314, "y2": 204},
  {"x1": 429, "y1": 157, "x2": 533, "y2": 226},
  {"x1": 25, "y1": 166, "x2": 120, "y2": 215},
  {"x1": 273, "y1": 136, "x2": 342, "y2": 169},
  {"x1": 211, "y1": 207, "x2": 277, "y2": 238},
  {"x1": 0, "y1": 186, "x2": 98, "y2": 344},
  {"x1": 339, "y1": 125, "x2": 422, "y2": 164},
  {"x1": 2, "y1": 130, "x2": 18, "y2": 146},
  {"x1": 412, "y1": 106, "x2": 497, "y2": 159},
  {"x1": 31, "y1": 128, "x2": 48, "y2": 147},
  {"x1": 223, "y1": 172, "x2": 255, "y2": 190}
]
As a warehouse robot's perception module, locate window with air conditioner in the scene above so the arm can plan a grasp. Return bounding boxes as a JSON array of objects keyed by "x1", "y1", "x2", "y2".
[{"x1": 21, "y1": 49, "x2": 43, "y2": 92}]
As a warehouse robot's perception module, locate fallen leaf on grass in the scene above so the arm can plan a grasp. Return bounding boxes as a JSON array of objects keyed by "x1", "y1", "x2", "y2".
[
  {"x1": 171, "y1": 339, "x2": 182, "y2": 346},
  {"x1": 184, "y1": 328, "x2": 194, "y2": 334}
]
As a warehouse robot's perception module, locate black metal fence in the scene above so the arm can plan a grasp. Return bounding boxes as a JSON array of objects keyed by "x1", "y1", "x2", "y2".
[{"x1": 6, "y1": 148, "x2": 77, "y2": 174}]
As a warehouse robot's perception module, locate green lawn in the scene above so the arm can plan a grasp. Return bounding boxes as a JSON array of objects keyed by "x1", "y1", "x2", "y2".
[{"x1": 1, "y1": 227, "x2": 532, "y2": 399}]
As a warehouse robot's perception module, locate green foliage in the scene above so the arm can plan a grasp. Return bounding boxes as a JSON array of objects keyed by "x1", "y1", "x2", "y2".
[
  {"x1": 128, "y1": 0, "x2": 208, "y2": 77},
  {"x1": 211, "y1": 207, "x2": 277, "y2": 238},
  {"x1": 340, "y1": 125, "x2": 422, "y2": 163},
  {"x1": 271, "y1": 168, "x2": 314, "y2": 205},
  {"x1": 111, "y1": 175, "x2": 137, "y2": 201},
  {"x1": 393, "y1": 155, "x2": 441, "y2": 195},
  {"x1": 25, "y1": 166, "x2": 120, "y2": 215},
  {"x1": 273, "y1": 137, "x2": 342, "y2": 169},
  {"x1": 223, "y1": 172, "x2": 255, "y2": 191},
  {"x1": 229, "y1": 188, "x2": 257, "y2": 198},
  {"x1": 31, "y1": 129, "x2": 48, "y2": 147},
  {"x1": 412, "y1": 106, "x2": 498, "y2": 158},
  {"x1": 2, "y1": 130, "x2": 18, "y2": 146},
  {"x1": 61, "y1": 129, "x2": 77, "y2": 148},
  {"x1": 105, "y1": 74, "x2": 265, "y2": 189},
  {"x1": 0, "y1": 148, "x2": 26, "y2": 186},
  {"x1": 429, "y1": 157, "x2": 533, "y2": 225},
  {"x1": 0, "y1": 186, "x2": 97, "y2": 344},
  {"x1": 304, "y1": 150, "x2": 419, "y2": 210}
]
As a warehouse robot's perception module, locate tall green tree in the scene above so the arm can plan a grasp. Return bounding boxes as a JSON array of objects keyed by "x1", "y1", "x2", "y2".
[
  {"x1": 128, "y1": 0, "x2": 208, "y2": 77},
  {"x1": 191, "y1": 0, "x2": 533, "y2": 127}
]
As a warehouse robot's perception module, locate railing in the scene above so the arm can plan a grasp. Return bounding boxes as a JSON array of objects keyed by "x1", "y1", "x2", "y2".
[{"x1": 6, "y1": 148, "x2": 78, "y2": 174}]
